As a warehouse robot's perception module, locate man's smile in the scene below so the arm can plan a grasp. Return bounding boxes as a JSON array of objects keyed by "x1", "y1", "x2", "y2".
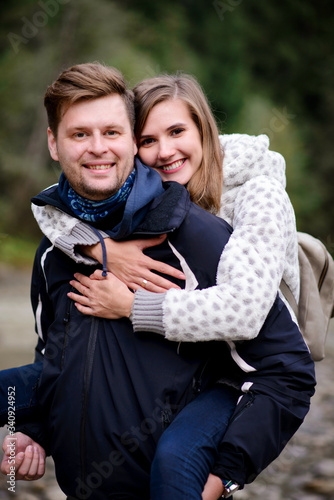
[{"x1": 83, "y1": 163, "x2": 115, "y2": 170}]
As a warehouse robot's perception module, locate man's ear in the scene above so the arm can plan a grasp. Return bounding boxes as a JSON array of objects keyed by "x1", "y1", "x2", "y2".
[
  {"x1": 47, "y1": 127, "x2": 59, "y2": 161},
  {"x1": 133, "y1": 135, "x2": 138, "y2": 156}
]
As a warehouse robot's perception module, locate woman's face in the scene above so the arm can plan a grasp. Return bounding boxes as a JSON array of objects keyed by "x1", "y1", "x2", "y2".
[{"x1": 138, "y1": 99, "x2": 203, "y2": 185}]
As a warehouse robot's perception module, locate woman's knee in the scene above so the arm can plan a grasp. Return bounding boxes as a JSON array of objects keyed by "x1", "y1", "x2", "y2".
[{"x1": 152, "y1": 430, "x2": 185, "y2": 475}]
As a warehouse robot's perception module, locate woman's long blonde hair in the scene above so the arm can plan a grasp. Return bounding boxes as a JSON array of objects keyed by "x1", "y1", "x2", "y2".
[{"x1": 133, "y1": 74, "x2": 223, "y2": 214}]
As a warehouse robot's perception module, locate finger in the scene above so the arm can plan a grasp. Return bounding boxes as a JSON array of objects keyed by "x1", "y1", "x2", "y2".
[
  {"x1": 139, "y1": 272, "x2": 183, "y2": 291},
  {"x1": 15, "y1": 445, "x2": 35, "y2": 477},
  {"x1": 141, "y1": 281, "x2": 177, "y2": 293},
  {"x1": 148, "y1": 261, "x2": 186, "y2": 281},
  {"x1": 89, "y1": 270, "x2": 106, "y2": 280},
  {"x1": 1, "y1": 451, "x2": 24, "y2": 475},
  {"x1": 1, "y1": 451, "x2": 24, "y2": 474},
  {"x1": 68, "y1": 291, "x2": 91, "y2": 306},
  {"x1": 69, "y1": 279, "x2": 90, "y2": 296},
  {"x1": 25, "y1": 446, "x2": 41, "y2": 477},
  {"x1": 73, "y1": 273, "x2": 92, "y2": 287},
  {"x1": 126, "y1": 279, "x2": 173, "y2": 293},
  {"x1": 136, "y1": 254, "x2": 185, "y2": 282},
  {"x1": 36, "y1": 451, "x2": 45, "y2": 477},
  {"x1": 74, "y1": 302, "x2": 94, "y2": 316}
]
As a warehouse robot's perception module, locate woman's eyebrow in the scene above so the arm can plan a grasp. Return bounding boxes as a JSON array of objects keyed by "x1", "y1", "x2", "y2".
[
  {"x1": 140, "y1": 122, "x2": 187, "y2": 138},
  {"x1": 166, "y1": 122, "x2": 187, "y2": 131}
]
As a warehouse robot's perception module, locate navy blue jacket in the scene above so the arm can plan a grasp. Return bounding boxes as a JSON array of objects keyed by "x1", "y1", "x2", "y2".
[{"x1": 25, "y1": 162, "x2": 315, "y2": 497}]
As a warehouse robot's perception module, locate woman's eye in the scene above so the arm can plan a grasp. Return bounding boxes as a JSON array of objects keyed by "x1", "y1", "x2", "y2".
[
  {"x1": 171, "y1": 128, "x2": 184, "y2": 136},
  {"x1": 140, "y1": 138, "x2": 155, "y2": 146}
]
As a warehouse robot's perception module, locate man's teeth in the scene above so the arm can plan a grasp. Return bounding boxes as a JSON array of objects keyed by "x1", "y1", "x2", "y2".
[
  {"x1": 161, "y1": 159, "x2": 184, "y2": 171},
  {"x1": 87, "y1": 164, "x2": 112, "y2": 170}
]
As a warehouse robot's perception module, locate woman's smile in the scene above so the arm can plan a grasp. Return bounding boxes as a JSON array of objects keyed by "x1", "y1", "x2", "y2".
[{"x1": 157, "y1": 158, "x2": 187, "y2": 173}]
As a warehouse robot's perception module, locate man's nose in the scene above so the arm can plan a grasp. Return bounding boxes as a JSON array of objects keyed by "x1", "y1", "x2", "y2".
[{"x1": 88, "y1": 134, "x2": 109, "y2": 155}]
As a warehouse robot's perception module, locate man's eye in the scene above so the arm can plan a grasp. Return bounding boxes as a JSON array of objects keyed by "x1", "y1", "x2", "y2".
[
  {"x1": 74, "y1": 132, "x2": 86, "y2": 138},
  {"x1": 106, "y1": 130, "x2": 118, "y2": 136}
]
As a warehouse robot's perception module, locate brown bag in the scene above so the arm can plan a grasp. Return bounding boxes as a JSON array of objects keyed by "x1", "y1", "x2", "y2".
[{"x1": 280, "y1": 232, "x2": 334, "y2": 361}]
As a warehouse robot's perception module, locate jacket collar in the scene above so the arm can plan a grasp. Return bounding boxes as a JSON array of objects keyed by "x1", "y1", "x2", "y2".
[{"x1": 31, "y1": 158, "x2": 190, "y2": 239}]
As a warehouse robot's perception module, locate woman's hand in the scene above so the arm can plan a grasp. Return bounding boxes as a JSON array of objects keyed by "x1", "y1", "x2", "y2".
[
  {"x1": 68, "y1": 271, "x2": 135, "y2": 319},
  {"x1": 1, "y1": 432, "x2": 45, "y2": 481},
  {"x1": 82, "y1": 235, "x2": 185, "y2": 293}
]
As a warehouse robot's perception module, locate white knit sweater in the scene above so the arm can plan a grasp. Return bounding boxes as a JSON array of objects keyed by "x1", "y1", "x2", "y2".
[{"x1": 32, "y1": 134, "x2": 299, "y2": 342}]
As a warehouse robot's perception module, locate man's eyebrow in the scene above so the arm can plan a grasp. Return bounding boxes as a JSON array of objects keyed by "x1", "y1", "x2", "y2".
[
  {"x1": 104, "y1": 123, "x2": 126, "y2": 130},
  {"x1": 140, "y1": 122, "x2": 187, "y2": 138},
  {"x1": 67, "y1": 123, "x2": 125, "y2": 132}
]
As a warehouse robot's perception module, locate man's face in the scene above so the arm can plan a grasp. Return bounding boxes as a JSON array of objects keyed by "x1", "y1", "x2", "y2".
[{"x1": 48, "y1": 94, "x2": 138, "y2": 201}]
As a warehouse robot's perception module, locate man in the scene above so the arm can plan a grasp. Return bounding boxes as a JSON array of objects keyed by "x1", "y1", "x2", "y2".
[
  {"x1": 1, "y1": 63, "x2": 315, "y2": 499},
  {"x1": 1, "y1": 62, "x2": 235, "y2": 498}
]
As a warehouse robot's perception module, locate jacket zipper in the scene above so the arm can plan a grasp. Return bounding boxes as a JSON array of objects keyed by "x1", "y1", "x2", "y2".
[
  {"x1": 161, "y1": 408, "x2": 172, "y2": 429},
  {"x1": 80, "y1": 317, "x2": 99, "y2": 482},
  {"x1": 231, "y1": 393, "x2": 254, "y2": 423},
  {"x1": 132, "y1": 228, "x2": 176, "y2": 237},
  {"x1": 193, "y1": 359, "x2": 210, "y2": 395},
  {"x1": 61, "y1": 296, "x2": 72, "y2": 370}
]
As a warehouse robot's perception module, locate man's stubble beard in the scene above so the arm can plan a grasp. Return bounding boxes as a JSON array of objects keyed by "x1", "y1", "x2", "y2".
[{"x1": 71, "y1": 159, "x2": 134, "y2": 201}]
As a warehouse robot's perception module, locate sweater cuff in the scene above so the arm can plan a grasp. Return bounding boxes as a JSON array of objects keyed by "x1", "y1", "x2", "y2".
[
  {"x1": 131, "y1": 289, "x2": 166, "y2": 335},
  {"x1": 55, "y1": 224, "x2": 108, "y2": 265}
]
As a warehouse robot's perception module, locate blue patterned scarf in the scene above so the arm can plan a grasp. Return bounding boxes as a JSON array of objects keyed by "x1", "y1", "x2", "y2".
[{"x1": 58, "y1": 169, "x2": 136, "y2": 222}]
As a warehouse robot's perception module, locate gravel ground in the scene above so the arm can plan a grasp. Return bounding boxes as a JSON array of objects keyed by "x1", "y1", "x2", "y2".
[{"x1": 0, "y1": 264, "x2": 333, "y2": 499}]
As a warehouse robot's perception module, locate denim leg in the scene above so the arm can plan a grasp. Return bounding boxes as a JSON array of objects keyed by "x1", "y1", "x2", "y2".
[
  {"x1": 150, "y1": 385, "x2": 238, "y2": 500},
  {"x1": 0, "y1": 362, "x2": 42, "y2": 427}
]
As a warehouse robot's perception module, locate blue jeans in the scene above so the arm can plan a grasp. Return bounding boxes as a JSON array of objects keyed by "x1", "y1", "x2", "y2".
[
  {"x1": 150, "y1": 385, "x2": 238, "y2": 500},
  {"x1": 0, "y1": 362, "x2": 42, "y2": 428}
]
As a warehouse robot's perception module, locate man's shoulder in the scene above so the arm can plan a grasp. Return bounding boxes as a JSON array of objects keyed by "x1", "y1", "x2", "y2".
[
  {"x1": 31, "y1": 183, "x2": 73, "y2": 216},
  {"x1": 187, "y1": 201, "x2": 233, "y2": 235},
  {"x1": 171, "y1": 201, "x2": 233, "y2": 267}
]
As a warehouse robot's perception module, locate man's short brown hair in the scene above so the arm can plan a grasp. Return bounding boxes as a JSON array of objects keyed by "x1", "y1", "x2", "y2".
[{"x1": 44, "y1": 62, "x2": 135, "y2": 136}]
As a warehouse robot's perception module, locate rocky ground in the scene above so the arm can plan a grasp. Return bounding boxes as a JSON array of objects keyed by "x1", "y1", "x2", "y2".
[{"x1": 0, "y1": 264, "x2": 333, "y2": 499}]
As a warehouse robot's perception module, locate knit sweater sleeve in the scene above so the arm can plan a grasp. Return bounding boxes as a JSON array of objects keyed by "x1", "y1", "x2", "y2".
[
  {"x1": 31, "y1": 203, "x2": 106, "y2": 265},
  {"x1": 132, "y1": 176, "x2": 297, "y2": 341}
]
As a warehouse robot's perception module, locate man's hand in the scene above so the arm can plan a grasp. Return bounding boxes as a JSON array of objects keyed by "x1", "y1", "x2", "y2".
[
  {"x1": 1, "y1": 432, "x2": 45, "y2": 481},
  {"x1": 202, "y1": 473, "x2": 224, "y2": 499}
]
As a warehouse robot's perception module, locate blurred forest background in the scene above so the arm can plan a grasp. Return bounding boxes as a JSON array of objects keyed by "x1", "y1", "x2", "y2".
[{"x1": 1, "y1": 0, "x2": 333, "y2": 265}]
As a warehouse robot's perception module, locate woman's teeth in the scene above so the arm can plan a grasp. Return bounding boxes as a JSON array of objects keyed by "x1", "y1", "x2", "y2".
[{"x1": 161, "y1": 159, "x2": 184, "y2": 171}]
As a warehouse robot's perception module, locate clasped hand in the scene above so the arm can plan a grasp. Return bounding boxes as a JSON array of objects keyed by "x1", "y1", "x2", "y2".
[
  {"x1": 70, "y1": 235, "x2": 186, "y2": 318},
  {"x1": 1, "y1": 432, "x2": 45, "y2": 481}
]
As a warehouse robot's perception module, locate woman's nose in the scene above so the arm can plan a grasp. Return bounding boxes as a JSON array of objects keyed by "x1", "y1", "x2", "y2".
[{"x1": 158, "y1": 139, "x2": 175, "y2": 161}]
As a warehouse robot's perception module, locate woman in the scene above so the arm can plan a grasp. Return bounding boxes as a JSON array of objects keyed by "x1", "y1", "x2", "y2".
[{"x1": 4, "y1": 74, "x2": 312, "y2": 500}]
